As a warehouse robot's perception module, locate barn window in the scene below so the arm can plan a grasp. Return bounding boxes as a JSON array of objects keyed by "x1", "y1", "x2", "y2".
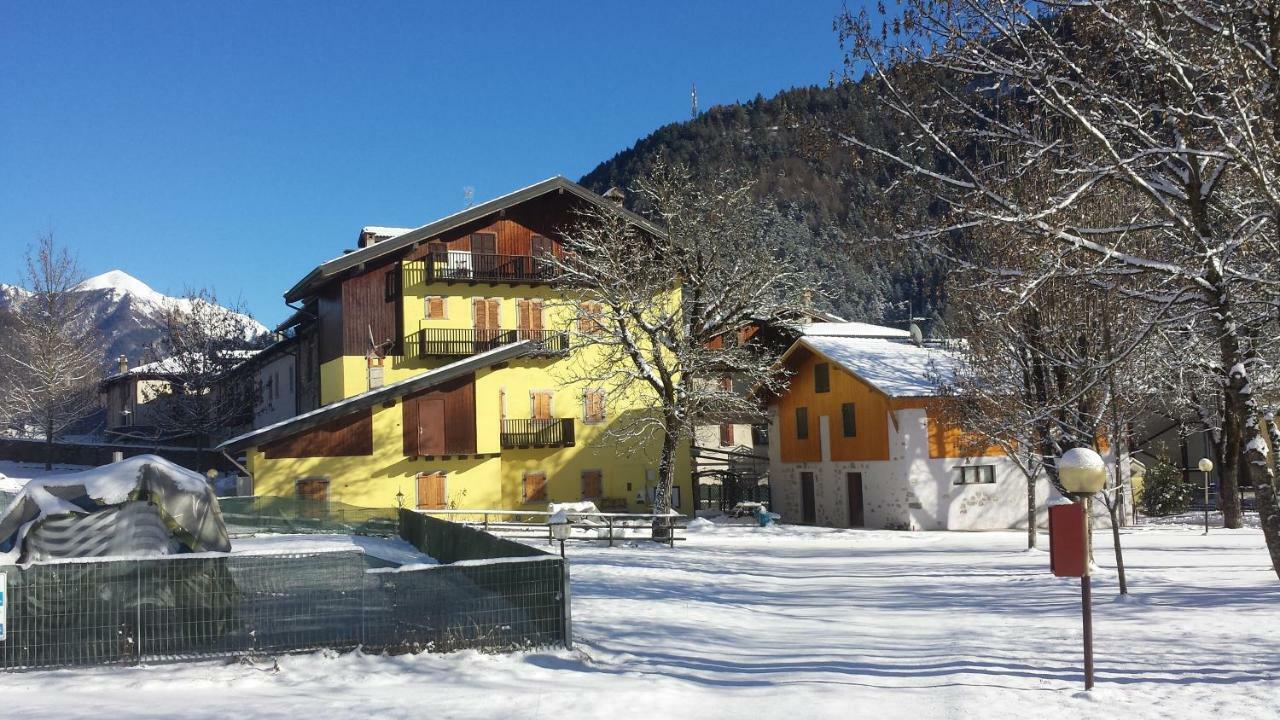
[
  {"x1": 841, "y1": 402, "x2": 857, "y2": 437},
  {"x1": 814, "y1": 363, "x2": 830, "y2": 393},
  {"x1": 795, "y1": 407, "x2": 809, "y2": 440}
]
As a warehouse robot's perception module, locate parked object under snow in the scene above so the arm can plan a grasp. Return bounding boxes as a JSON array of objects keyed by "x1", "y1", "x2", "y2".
[{"x1": 0, "y1": 454, "x2": 231, "y2": 564}]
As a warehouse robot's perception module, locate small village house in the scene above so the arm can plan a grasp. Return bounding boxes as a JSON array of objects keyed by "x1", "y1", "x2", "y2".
[{"x1": 764, "y1": 323, "x2": 1054, "y2": 530}]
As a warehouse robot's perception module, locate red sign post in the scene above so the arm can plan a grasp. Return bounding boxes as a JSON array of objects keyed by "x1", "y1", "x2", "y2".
[
  {"x1": 1048, "y1": 498, "x2": 1094, "y2": 689},
  {"x1": 1049, "y1": 503, "x2": 1086, "y2": 577}
]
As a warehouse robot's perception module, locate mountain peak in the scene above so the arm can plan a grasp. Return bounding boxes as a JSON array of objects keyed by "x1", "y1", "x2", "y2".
[{"x1": 75, "y1": 270, "x2": 161, "y2": 300}]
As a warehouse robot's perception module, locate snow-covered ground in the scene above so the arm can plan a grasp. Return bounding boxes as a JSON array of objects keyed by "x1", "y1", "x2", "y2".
[{"x1": 2, "y1": 521, "x2": 1276, "y2": 719}]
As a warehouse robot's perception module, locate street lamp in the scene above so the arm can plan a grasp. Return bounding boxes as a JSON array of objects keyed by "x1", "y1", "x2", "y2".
[
  {"x1": 1197, "y1": 458, "x2": 1214, "y2": 535},
  {"x1": 548, "y1": 511, "x2": 572, "y2": 558},
  {"x1": 1058, "y1": 447, "x2": 1108, "y2": 691}
]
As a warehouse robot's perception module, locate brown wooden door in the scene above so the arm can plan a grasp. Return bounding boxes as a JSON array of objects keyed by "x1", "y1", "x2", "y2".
[
  {"x1": 800, "y1": 472, "x2": 816, "y2": 525},
  {"x1": 846, "y1": 472, "x2": 865, "y2": 528},
  {"x1": 418, "y1": 397, "x2": 445, "y2": 455},
  {"x1": 417, "y1": 472, "x2": 447, "y2": 509},
  {"x1": 296, "y1": 478, "x2": 329, "y2": 517}
]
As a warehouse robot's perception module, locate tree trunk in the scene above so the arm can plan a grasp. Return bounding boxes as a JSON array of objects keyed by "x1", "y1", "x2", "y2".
[
  {"x1": 1207, "y1": 278, "x2": 1245, "y2": 529},
  {"x1": 1254, "y1": 412, "x2": 1280, "y2": 580},
  {"x1": 650, "y1": 417, "x2": 680, "y2": 540},
  {"x1": 1107, "y1": 500, "x2": 1128, "y2": 594},
  {"x1": 44, "y1": 413, "x2": 54, "y2": 471},
  {"x1": 1027, "y1": 476, "x2": 1037, "y2": 549}
]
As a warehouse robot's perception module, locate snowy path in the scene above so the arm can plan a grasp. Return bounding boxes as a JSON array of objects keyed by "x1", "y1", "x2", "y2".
[{"x1": 2, "y1": 523, "x2": 1276, "y2": 719}]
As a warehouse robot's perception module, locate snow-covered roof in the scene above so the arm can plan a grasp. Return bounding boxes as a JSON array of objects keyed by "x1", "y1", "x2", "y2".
[
  {"x1": 105, "y1": 349, "x2": 262, "y2": 381},
  {"x1": 797, "y1": 336, "x2": 963, "y2": 398},
  {"x1": 802, "y1": 322, "x2": 911, "y2": 339},
  {"x1": 361, "y1": 226, "x2": 414, "y2": 239}
]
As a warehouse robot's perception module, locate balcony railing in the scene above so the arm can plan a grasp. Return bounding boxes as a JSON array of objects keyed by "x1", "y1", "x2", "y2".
[
  {"x1": 424, "y1": 251, "x2": 560, "y2": 284},
  {"x1": 501, "y1": 418, "x2": 575, "y2": 449},
  {"x1": 404, "y1": 328, "x2": 570, "y2": 358}
]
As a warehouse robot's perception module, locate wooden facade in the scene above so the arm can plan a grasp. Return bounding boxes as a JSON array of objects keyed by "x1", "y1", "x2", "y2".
[
  {"x1": 775, "y1": 347, "x2": 1001, "y2": 464},
  {"x1": 262, "y1": 408, "x2": 374, "y2": 459},
  {"x1": 401, "y1": 373, "x2": 477, "y2": 456}
]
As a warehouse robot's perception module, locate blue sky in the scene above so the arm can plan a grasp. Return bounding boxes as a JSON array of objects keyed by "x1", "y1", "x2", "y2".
[{"x1": 1, "y1": 1, "x2": 853, "y2": 326}]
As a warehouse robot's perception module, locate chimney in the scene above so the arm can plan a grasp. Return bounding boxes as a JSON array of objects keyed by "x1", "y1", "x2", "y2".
[
  {"x1": 117, "y1": 355, "x2": 129, "y2": 375},
  {"x1": 603, "y1": 187, "x2": 626, "y2": 205},
  {"x1": 358, "y1": 230, "x2": 376, "y2": 249}
]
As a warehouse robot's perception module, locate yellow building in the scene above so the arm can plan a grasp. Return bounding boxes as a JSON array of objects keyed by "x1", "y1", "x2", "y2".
[{"x1": 219, "y1": 177, "x2": 690, "y2": 513}]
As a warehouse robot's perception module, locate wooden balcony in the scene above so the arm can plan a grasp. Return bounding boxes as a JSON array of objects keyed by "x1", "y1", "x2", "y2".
[
  {"x1": 404, "y1": 328, "x2": 570, "y2": 358},
  {"x1": 414, "y1": 251, "x2": 559, "y2": 285},
  {"x1": 501, "y1": 418, "x2": 575, "y2": 449}
]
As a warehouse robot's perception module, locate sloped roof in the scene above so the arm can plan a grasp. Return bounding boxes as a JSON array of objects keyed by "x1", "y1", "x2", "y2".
[
  {"x1": 218, "y1": 340, "x2": 531, "y2": 452},
  {"x1": 802, "y1": 321, "x2": 910, "y2": 339},
  {"x1": 789, "y1": 336, "x2": 964, "y2": 398},
  {"x1": 284, "y1": 176, "x2": 663, "y2": 302}
]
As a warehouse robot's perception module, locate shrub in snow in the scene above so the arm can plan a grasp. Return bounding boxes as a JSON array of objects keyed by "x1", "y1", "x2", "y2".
[{"x1": 1139, "y1": 460, "x2": 1192, "y2": 517}]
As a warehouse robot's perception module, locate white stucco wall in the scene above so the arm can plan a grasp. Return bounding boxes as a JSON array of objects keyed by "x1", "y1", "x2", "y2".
[{"x1": 769, "y1": 406, "x2": 1061, "y2": 531}]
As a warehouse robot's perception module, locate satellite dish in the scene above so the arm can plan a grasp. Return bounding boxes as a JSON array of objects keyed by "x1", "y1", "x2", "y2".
[{"x1": 909, "y1": 323, "x2": 924, "y2": 347}]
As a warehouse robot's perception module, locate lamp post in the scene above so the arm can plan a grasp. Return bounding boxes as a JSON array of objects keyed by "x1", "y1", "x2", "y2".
[
  {"x1": 549, "y1": 512, "x2": 572, "y2": 558},
  {"x1": 1197, "y1": 458, "x2": 1214, "y2": 535},
  {"x1": 1058, "y1": 447, "x2": 1108, "y2": 691}
]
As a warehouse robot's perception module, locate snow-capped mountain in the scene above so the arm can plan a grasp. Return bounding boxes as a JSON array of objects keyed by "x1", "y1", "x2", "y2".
[{"x1": 0, "y1": 270, "x2": 267, "y2": 365}]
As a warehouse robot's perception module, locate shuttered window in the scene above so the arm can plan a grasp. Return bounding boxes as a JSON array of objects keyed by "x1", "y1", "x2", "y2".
[
  {"x1": 720, "y1": 423, "x2": 734, "y2": 446},
  {"x1": 531, "y1": 234, "x2": 553, "y2": 256},
  {"x1": 425, "y1": 296, "x2": 447, "y2": 320},
  {"x1": 583, "y1": 388, "x2": 606, "y2": 424},
  {"x1": 531, "y1": 391, "x2": 554, "y2": 420},
  {"x1": 581, "y1": 469, "x2": 603, "y2": 499},
  {"x1": 578, "y1": 301, "x2": 604, "y2": 333},
  {"x1": 517, "y1": 299, "x2": 544, "y2": 339},
  {"x1": 842, "y1": 402, "x2": 857, "y2": 437},
  {"x1": 523, "y1": 471, "x2": 548, "y2": 503},
  {"x1": 814, "y1": 363, "x2": 830, "y2": 393},
  {"x1": 416, "y1": 472, "x2": 447, "y2": 509},
  {"x1": 795, "y1": 407, "x2": 809, "y2": 440}
]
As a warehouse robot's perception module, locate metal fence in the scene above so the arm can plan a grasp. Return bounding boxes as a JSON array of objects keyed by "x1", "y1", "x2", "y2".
[{"x1": 0, "y1": 507, "x2": 569, "y2": 671}]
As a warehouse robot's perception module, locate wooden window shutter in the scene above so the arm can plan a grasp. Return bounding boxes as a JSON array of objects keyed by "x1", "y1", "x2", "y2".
[
  {"x1": 417, "y1": 472, "x2": 446, "y2": 509},
  {"x1": 531, "y1": 300, "x2": 543, "y2": 333},
  {"x1": 517, "y1": 299, "x2": 531, "y2": 333},
  {"x1": 523, "y1": 471, "x2": 548, "y2": 503},
  {"x1": 581, "y1": 470, "x2": 602, "y2": 499},
  {"x1": 473, "y1": 297, "x2": 485, "y2": 327},
  {"x1": 720, "y1": 423, "x2": 734, "y2": 446},
  {"x1": 584, "y1": 389, "x2": 605, "y2": 423},
  {"x1": 720, "y1": 376, "x2": 733, "y2": 393},
  {"x1": 486, "y1": 298, "x2": 500, "y2": 329},
  {"x1": 427, "y1": 296, "x2": 445, "y2": 320},
  {"x1": 403, "y1": 395, "x2": 420, "y2": 455},
  {"x1": 842, "y1": 402, "x2": 857, "y2": 438},
  {"x1": 532, "y1": 390, "x2": 553, "y2": 420}
]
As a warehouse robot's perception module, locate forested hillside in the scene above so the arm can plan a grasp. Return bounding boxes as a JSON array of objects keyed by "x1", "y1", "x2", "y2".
[{"x1": 580, "y1": 81, "x2": 950, "y2": 329}]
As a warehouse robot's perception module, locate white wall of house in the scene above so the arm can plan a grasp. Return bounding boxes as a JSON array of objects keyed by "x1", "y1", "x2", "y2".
[
  {"x1": 769, "y1": 406, "x2": 1062, "y2": 531},
  {"x1": 253, "y1": 352, "x2": 297, "y2": 428}
]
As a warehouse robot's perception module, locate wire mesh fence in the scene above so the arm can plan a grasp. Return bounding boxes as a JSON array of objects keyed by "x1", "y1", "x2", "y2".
[{"x1": 0, "y1": 507, "x2": 569, "y2": 671}]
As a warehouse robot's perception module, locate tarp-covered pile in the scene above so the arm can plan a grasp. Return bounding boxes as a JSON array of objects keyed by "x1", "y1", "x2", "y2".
[{"x1": 0, "y1": 454, "x2": 231, "y2": 564}]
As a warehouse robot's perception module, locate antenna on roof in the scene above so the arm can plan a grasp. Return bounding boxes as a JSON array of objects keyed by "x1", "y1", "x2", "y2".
[
  {"x1": 462, "y1": 186, "x2": 475, "y2": 208},
  {"x1": 691, "y1": 82, "x2": 699, "y2": 120},
  {"x1": 909, "y1": 322, "x2": 924, "y2": 347}
]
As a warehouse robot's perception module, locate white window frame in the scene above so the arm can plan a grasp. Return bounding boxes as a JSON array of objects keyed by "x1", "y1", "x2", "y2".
[{"x1": 954, "y1": 465, "x2": 996, "y2": 485}]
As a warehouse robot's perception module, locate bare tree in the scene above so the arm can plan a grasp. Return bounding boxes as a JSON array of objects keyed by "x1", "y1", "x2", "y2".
[
  {"x1": 144, "y1": 288, "x2": 265, "y2": 471},
  {"x1": 0, "y1": 234, "x2": 103, "y2": 469},
  {"x1": 555, "y1": 162, "x2": 814, "y2": 526},
  {"x1": 841, "y1": 0, "x2": 1280, "y2": 577}
]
